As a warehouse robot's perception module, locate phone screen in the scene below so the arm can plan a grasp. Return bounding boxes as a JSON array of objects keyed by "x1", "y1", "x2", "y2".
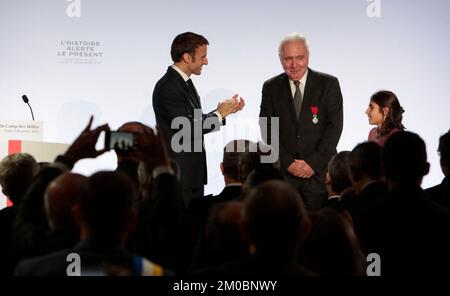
[{"x1": 107, "y1": 131, "x2": 135, "y2": 151}]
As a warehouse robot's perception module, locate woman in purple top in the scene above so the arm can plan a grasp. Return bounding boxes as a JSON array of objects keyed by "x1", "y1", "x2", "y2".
[{"x1": 365, "y1": 90, "x2": 405, "y2": 146}]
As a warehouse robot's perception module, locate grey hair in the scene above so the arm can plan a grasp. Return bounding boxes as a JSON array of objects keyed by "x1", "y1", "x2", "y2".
[
  {"x1": 0, "y1": 152, "x2": 39, "y2": 203},
  {"x1": 278, "y1": 33, "x2": 310, "y2": 57}
]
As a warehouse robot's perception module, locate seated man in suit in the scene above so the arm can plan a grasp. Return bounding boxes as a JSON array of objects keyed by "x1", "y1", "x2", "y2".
[
  {"x1": 341, "y1": 141, "x2": 387, "y2": 255},
  {"x1": 377, "y1": 131, "x2": 450, "y2": 275},
  {"x1": 186, "y1": 139, "x2": 251, "y2": 270},
  {"x1": 260, "y1": 33, "x2": 343, "y2": 210},
  {"x1": 0, "y1": 153, "x2": 39, "y2": 275},
  {"x1": 323, "y1": 151, "x2": 351, "y2": 209},
  {"x1": 426, "y1": 129, "x2": 450, "y2": 209},
  {"x1": 190, "y1": 139, "x2": 251, "y2": 210}
]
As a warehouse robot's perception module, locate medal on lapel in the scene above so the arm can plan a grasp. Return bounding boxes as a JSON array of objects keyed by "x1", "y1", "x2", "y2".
[{"x1": 311, "y1": 106, "x2": 319, "y2": 124}]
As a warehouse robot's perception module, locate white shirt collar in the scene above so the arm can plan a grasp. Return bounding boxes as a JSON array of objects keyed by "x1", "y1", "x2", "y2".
[
  {"x1": 288, "y1": 69, "x2": 308, "y2": 97},
  {"x1": 328, "y1": 195, "x2": 340, "y2": 201},
  {"x1": 171, "y1": 64, "x2": 190, "y2": 82}
]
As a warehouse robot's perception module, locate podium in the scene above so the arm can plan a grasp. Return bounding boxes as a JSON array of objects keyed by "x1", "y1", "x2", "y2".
[{"x1": 0, "y1": 120, "x2": 69, "y2": 209}]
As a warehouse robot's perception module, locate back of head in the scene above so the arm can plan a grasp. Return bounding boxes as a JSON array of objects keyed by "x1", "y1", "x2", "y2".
[
  {"x1": 327, "y1": 151, "x2": 351, "y2": 194},
  {"x1": 222, "y1": 139, "x2": 252, "y2": 182},
  {"x1": 44, "y1": 173, "x2": 88, "y2": 231},
  {"x1": 82, "y1": 171, "x2": 136, "y2": 242},
  {"x1": 300, "y1": 208, "x2": 365, "y2": 275},
  {"x1": 438, "y1": 129, "x2": 450, "y2": 175},
  {"x1": 349, "y1": 141, "x2": 382, "y2": 183},
  {"x1": 370, "y1": 90, "x2": 405, "y2": 136},
  {"x1": 115, "y1": 121, "x2": 147, "y2": 190},
  {"x1": 382, "y1": 131, "x2": 428, "y2": 185},
  {"x1": 0, "y1": 153, "x2": 39, "y2": 204},
  {"x1": 208, "y1": 201, "x2": 247, "y2": 256},
  {"x1": 242, "y1": 164, "x2": 285, "y2": 198},
  {"x1": 239, "y1": 141, "x2": 277, "y2": 183},
  {"x1": 116, "y1": 121, "x2": 146, "y2": 160},
  {"x1": 243, "y1": 180, "x2": 308, "y2": 256},
  {"x1": 171, "y1": 32, "x2": 209, "y2": 62},
  {"x1": 117, "y1": 121, "x2": 145, "y2": 132}
]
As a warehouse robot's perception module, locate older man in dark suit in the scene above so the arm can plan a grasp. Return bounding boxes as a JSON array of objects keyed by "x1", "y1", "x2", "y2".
[
  {"x1": 153, "y1": 32, "x2": 244, "y2": 206},
  {"x1": 260, "y1": 33, "x2": 343, "y2": 210}
]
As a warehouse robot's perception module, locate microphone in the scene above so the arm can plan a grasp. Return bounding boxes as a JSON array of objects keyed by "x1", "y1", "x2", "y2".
[{"x1": 21, "y1": 95, "x2": 35, "y2": 120}]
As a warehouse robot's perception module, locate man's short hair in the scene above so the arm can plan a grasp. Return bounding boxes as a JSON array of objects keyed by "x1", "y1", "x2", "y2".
[
  {"x1": 327, "y1": 151, "x2": 351, "y2": 194},
  {"x1": 0, "y1": 153, "x2": 39, "y2": 204},
  {"x1": 222, "y1": 139, "x2": 252, "y2": 181},
  {"x1": 349, "y1": 142, "x2": 382, "y2": 182},
  {"x1": 382, "y1": 131, "x2": 428, "y2": 184},
  {"x1": 117, "y1": 121, "x2": 145, "y2": 133},
  {"x1": 278, "y1": 32, "x2": 310, "y2": 57},
  {"x1": 438, "y1": 129, "x2": 450, "y2": 169},
  {"x1": 171, "y1": 32, "x2": 209, "y2": 63},
  {"x1": 82, "y1": 171, "x2": 135, "y2": 241},
  {"x1": 44, "y1": 173, "x2": 88, "y2": 231}
]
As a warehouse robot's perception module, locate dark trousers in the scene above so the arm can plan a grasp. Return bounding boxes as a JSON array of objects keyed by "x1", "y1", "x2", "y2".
[{"x1": 285, "y1": 174, "x2": 327, "y2": 210}]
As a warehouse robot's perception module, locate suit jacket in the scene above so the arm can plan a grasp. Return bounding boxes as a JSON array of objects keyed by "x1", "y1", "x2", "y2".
[
  {"x1": 260, "y1": 68, "x2": 343, "y2": 204},
  {"x1": 260, "y1": 68, "x2": 343, "y2": 175},
  {"x1": 153, "y1": 67, "x2": 223, "y2": 190},
  {"x1": 375, "y1": 185, "x2": 450, "y2": 275},
  {"x1": 426, "y1": 176, "x2": 450, "y2": 210},
  {"x1": 185, "y1": 185, "x2": 242, "y2": 270},
  {"x1": 188, "y1": 185, "x2": 242, "y2": 236},
  {"x1": 339, "y1": 180, "x2": 388, "y2": 255},
  {"x1": 131, "y1": 172, "x2": 185, "y2": 273}
]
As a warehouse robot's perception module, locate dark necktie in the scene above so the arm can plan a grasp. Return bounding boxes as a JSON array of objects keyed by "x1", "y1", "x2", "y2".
[
  {"x1": 186, "y1": 79, "x2": 201, "y2": 108},
  {"x1": 293, "y1": 80, "x2": 303, "y2": 118}
]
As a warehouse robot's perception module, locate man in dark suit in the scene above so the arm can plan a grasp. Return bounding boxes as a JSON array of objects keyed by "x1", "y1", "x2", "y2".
[
  {"x1": 153, "y1": 32, "x2": 244, "y2": 206},
  {"x1": 323, "y1": 151, "x2": 351, "y2": 209},
  {"x1": 185, "y1": 139, "x2": 247, "y2": 270},
  {"x1": 260, "y1": 33, "x2": 343, "y2": 210},
  {"x1": 341, "y1": 141, "x2": 388, "y2": 256},
  {"x1": 426, "y1": 129, "x2": 450, "y2": 209},
  {"x1": 375, "y1": 131, "x2": 450, "y2": 275}
]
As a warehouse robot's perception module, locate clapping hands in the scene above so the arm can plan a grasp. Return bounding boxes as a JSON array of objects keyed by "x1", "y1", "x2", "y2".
[{"x1": 217, "y1": 94, "x2": 245, "y2": 118}]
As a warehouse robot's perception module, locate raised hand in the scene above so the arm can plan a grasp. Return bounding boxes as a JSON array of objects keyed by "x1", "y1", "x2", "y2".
[{"x1": 64, "y1": 115, "x2": 110, "y2": 163}]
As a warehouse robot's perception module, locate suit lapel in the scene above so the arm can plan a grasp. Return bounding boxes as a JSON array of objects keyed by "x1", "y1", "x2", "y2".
[
  {"x1": 301, "y1": 68, "x2": 316, "y2": 121},
  {"x1": 279, "y1": 74, "x2": 298, "y2": 125},
  {"x1": 167, "y1": 67, "x2": 201, "y2": 110},
  {"x1": 188, "y1": 82, "x2": 202, "y2": 109}
]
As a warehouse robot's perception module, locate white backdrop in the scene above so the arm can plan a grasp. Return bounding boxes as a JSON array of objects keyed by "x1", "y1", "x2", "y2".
[{"x1": 1, "y1": 0, "x2": 449, "y2": 204}]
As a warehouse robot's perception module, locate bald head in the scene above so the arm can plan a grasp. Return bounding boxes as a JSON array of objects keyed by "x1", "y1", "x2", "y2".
[{"x1": 44, "y1": 173, "x2": 88, "y2": 231}]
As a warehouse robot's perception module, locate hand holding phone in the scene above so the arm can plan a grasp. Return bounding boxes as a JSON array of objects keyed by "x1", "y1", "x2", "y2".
[{"x1": 105, "y1": 131, "x2": 137, "y2": 151}]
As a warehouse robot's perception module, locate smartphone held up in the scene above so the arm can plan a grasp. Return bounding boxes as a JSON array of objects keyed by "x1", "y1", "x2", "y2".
[{"x1": 105, "y1": 131, "x2": 137, "y2": 152}]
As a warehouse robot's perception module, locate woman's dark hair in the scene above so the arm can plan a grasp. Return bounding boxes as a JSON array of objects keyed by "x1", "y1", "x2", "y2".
[{"x1": 370, "y1": 90, "x2": 405, "y2": 137}]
